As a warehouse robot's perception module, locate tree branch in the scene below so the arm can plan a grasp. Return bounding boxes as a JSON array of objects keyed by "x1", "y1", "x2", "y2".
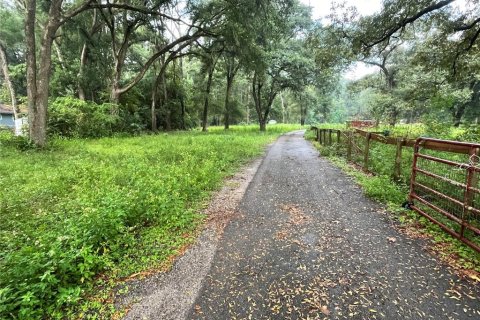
[
  {"x1": 452, "y1": 26, "x2": 480, "y2": 75},
  {"x1": 454, "y1": 17, "x2": 480, "y2": 31},
  {"x1": 364, "y1": 0, "x2": 455, "y2": 49},
  {"x1": 86, "y1": 3, "x2": 191, "y2": 26},
  {"x1": 60, "y1": 0, "x2": 95, "y2": 26},
  {"x1": 116, "y1": 33, "x2": 202, "y2": 95}
]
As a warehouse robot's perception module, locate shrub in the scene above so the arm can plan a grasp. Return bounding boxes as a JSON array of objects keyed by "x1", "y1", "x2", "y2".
[
  {"x1": 457, "y1": 124, "x2": 480, "y2": 142},
  {"x1": 48, "y1": 97, "x2": 127, "y2": 138}
]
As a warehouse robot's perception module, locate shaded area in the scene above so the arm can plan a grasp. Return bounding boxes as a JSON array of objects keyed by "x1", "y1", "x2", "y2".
[{"x1": 188, "y1": 131, "x2": 479, "y2": 320}]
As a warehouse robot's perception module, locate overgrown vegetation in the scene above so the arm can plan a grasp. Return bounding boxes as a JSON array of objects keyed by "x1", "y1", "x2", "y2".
[
  {"x1": 306, "y1": 127, "x2": 480, "y2": 275},
  {"x1": 1, "y1": 0, "x2": 479, "y2": 315},
  {"x1": 0, "y1": 125, "x2": 300, "y2": 319},
  {"x1": 48, "y1": 97, "x2": 145, "y2": 138}
]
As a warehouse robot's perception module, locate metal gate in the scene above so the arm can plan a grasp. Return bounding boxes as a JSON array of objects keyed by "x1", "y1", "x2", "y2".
[{"x1": 409, "y1": 138, "x2": 480, "y2": 252}]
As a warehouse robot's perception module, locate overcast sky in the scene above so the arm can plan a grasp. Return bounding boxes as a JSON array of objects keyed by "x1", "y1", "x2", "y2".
[
  {"x1": 299, "y1": 0, "x2": 383, "y2": 80},
  {"x1": 299, "y1": 0, "x2": 383, "y2": 20},
  {"x1": 300, "y1": 0, "x2": 473, "y2": 80}
]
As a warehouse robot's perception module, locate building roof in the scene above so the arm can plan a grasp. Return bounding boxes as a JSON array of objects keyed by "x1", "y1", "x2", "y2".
[
  {"x1": 0, "y1": 104, "x2": 28, "y2": 115},
  {"x1": 0, "y1": 104, "x2": 14, "y2": 115}
]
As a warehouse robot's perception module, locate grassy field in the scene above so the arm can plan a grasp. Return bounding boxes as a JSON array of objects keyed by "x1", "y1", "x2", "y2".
[{"x1": 0, "y1": 124, "x2": 302, "y2": 319}]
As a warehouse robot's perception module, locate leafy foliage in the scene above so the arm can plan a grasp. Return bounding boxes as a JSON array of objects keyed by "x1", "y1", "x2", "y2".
[
  {"x1": 47, "y1": 97, "x2": 143, "y2": 137},
  {"x1": 0, "y1": 126, "x2": 299, "y2": 318}
]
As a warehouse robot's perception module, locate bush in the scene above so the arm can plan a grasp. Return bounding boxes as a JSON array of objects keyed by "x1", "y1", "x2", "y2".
[
  {"x1": 48, "y1": 97, "x2": 141, "y2": 138},
  {"x1": 457, "y1": 124, "x2": 480, "y2": 142}
]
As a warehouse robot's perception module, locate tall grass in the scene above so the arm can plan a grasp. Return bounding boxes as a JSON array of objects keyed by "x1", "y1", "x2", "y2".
[{"x1": 0, "y1": 125, "x2": 299, "y2": 319}]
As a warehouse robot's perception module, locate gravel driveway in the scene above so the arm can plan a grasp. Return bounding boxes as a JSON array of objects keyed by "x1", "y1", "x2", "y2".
[
  {"x1": 187, "y1": 131, "x2": 479, "y2": 320},
  {"x1": 122, "y1": 130, "x2": 479, "y2": 320}
]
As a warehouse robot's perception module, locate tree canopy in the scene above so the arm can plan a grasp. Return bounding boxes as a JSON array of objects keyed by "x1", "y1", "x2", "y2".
[{"x1": 0, "y1": 0, "x2": 479, "y2": 146}]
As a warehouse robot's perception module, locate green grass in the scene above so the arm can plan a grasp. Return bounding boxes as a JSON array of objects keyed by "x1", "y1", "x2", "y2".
[
  {"x1": 310, "y1": 122, "x2": 471, "y2": 140},
  {"x1": 0, "y1": 124, "x2": 302, "y2": 319}
]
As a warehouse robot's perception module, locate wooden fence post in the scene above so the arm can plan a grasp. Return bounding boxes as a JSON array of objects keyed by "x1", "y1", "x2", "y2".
[
  {"x1": 363, "y1": 132, "x2": 371, "y2": 172},
  {"x1": 462, "y1": 147, "x2": 479, "y2": 237},
  {"x1": 336, "y1": 130, "x2": 341, "y2": 154},
  {"x1": 347, "y1": 131, "x2": 352, "y2": 161},
  {"x1": 328, "y1": 129, "x2": 332, "y2": 146},
  {"x1": 316, "y1": 128, "x2": 320, "y2": 142},
  {"x1": 393, "y1": 138, "x2": 405, "y2": 181}
]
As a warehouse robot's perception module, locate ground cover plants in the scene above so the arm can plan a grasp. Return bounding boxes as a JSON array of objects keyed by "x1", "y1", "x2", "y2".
[
  {"x1": 306, "y1": 125, "x2": 480, "y2": 276},
  {"x1": 0, "y1": 124, "x2": 301, "y2": 319}
]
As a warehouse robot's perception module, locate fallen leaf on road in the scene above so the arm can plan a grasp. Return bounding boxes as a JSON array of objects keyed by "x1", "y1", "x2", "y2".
[
  {"x1": 464, "y1": 270, "x2": 480, "y2": 282},
  {"x1": 194, "y1": 305, "x2": 203, "y2": 314},
  {"x1": 321, "y1": 305, "x2": 330, "y2": 315},
  {"x1": 387, "y1": 237, "x2": 397, "y2": 243}
]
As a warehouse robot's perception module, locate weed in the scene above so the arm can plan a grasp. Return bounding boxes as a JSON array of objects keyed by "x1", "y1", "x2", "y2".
[{"x1": 0, "y1": 124, "x2": 300, "y2": 319}]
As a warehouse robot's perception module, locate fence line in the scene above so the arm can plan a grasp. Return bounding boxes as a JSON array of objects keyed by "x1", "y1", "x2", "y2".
[
  {"x1": 311, "y1": 127, "x2": 480, "y2": 252},
  {"x1": 312, "y1": 127, "x2": 415, "y2": 180}
]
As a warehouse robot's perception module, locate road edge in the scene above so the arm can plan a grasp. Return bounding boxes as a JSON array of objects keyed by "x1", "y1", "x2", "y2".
[{"x1": 117, "y1": 147, "x2": 270, "y2": 319}]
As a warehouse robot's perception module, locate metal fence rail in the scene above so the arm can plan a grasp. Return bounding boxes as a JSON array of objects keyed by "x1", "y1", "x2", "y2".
[{"x1": 409, "y1": 138, "x2": 480, "y2": 252}]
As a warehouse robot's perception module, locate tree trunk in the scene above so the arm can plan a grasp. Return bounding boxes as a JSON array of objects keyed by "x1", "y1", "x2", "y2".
[
  {"x1": 178, "y1": 57, "x2": 186, "y2": 130},
  {"x1": 223, "y1": 58, "x2": 238, "y2": 130},
  {"x1": 280, "y1": 93, "x2": 286, "y2": 123},
  {"x1": 259, "y1": 119, "x2": 266, "y2": 131},
  {"x1": 251, "y1": 72, "x2": 263, "y2": 131},
  {"x1": 202, "y1": 59, "x2": 216, "y2": 132},
  {"x1": 389, "y1": 106, "x2": 399, "y2": 126},
  {"x1": 162, "y1": 70, "x2": 171, "y2": 131},
  {"x1": 246, "y1": 90, "x2": 250, "y2": 125},
  {"x1": 25, "y1": 0, "x2": 37, "y2": 139},
  {"x1": 78, "y1": 10, "x2": 98, "y2": 101},
  {"x1": 23, "y1": 0, "x2": 96, "y2": 147},
  {"x1": 452, "y1": 81, "x2": 480, "y2": 127},
  {"x1": 300, "y1": 99, "x2": 306, "y2": 126},
  {"x1": 150, "y1": 88, "x2": 158, "y2": 132},
  {"x1": 110, "y1": 29, "x2": 129, "y2": 104},
  {"x1": 53, "y1": 39, "x2": 66, "y2": 70},
  {"x1": 0, "y1": 45, "x2": 18, "y2": 119},
  {"x1": 110, "y1": 59, "x2": 123, "y2": 103},
  {"x1": 28, "y1": 0, "x2": 64, "y2": 147},
  {"x1": 453, "y1": 105, "x2": 466, "y2": 127},
  {"x1": 32, "y1": 22, "x2": 58, "y2": 147},
  {"x1": 150, "y1": 62, "x2": 167, "y2": 132},
  {"x1": 180, "y1": 96, "x2": 186, "y2": 130},
  {"x1": 78, "y1": 43, "x2": 88, "y2": 100},
  {"x1": 251, "y1": 71, "x2": 276, "y2": 132},
  {"x1": 224, "y1": 76, "x2": 233, "y2": 129}
]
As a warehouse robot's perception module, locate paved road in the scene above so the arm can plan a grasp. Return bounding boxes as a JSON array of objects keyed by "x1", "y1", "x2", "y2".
[{"x1": 187, "y1": 131, "x2": 479, "y2": 320}]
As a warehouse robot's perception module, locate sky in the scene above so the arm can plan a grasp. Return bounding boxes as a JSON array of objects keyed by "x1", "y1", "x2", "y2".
[
  {"x1": 300, "y1": 0, "x2": 473, "y2": 80},
  {"x1": 299, "y1": 0, "x2": 383, "y2": 21},
  {"x1": 299, "y1": 0, "x2": 383, "y2": 80}
]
